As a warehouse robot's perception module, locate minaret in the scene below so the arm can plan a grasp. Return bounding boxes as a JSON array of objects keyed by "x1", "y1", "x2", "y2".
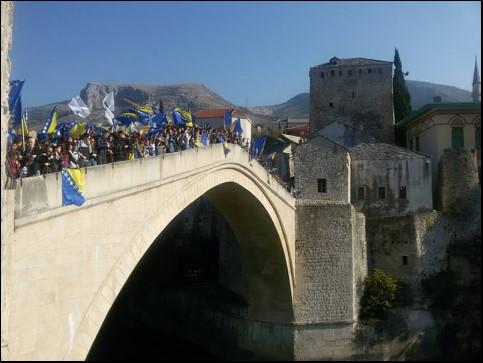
[{"x1": 473, "y1": 57, "x2": 481, "y2": 103}]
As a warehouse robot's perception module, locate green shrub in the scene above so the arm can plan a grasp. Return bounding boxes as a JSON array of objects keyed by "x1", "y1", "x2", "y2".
[{"x1": 360, "y1": 269, "x2": 398, "y2": 322}]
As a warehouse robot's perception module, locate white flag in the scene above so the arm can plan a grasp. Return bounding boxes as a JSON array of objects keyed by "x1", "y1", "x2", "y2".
[
  {"x1": 102, "y1": 92, "x2": 115, "y2": 125},
  {"x1": 68, "y1": 95, "x2": 91, "y2": 118}
]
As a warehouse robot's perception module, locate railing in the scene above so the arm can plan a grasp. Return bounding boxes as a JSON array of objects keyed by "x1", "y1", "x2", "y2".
[{"x1": 14, "y1": 143, "x2": 295, "y2": 219}]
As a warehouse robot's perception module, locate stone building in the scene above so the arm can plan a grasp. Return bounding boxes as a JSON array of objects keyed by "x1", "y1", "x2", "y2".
[
  {"x1": 309, "y1": 57, "x2": 394, "y2": 143},
  {"x1": 294, "y1": 131, "x2": 432, "y2": 216},
  {"x1": 350, "y1": 143, "x2": 433, "y2": 218},
  {"x1": 397, "y1": 61, "x2": 481, "y2": 202},
  {"x1": 294, "y1": 132, "x2": 351, "y2": 202},
  {"x1": 398, "y1": 102, "x2": 481, "y2": 206}
]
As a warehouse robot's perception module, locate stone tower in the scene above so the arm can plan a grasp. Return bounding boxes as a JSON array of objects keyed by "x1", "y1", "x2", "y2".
[
  {"x1": 309, "y1": 57, "x2": 394, "y2": 143},
  {"x1": 473, "y1": 57, "x2": 481, "y2": 103}
]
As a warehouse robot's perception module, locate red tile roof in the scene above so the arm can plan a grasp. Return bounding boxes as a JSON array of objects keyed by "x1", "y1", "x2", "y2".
[
  {"x1": 284, "y1": 123, "x2": 309, "y2": 137},
  {"x1": 195, "y1": 108, "x2": 245, "y2": 119}
]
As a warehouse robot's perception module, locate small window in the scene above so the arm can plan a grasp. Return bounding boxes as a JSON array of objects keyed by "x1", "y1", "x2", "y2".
[
  {"x1": 409, "y1": 139, "x2": 414, "y2": 151},
  {"x1": 329, "y1": 102, "x2": 334, "y2": 108},
  {"x1": 415, "y1": 136, "x2": 420, "y2": 151},
  {"x1": 358, "y1": 186, "x2": 365, "y2": 200},
  {"x1": 399, "y1": 186, "x2": 407, "y2": 199},
  {"x1": 368, "y1": 68, "x2": 372, "y2": 74},
  {"x1": 352, "y1": 91, "x2": 355, "y2": 98},
  {"x1": 330, "y1": 70, "x2": 335, "y2": 77},
  {"x1": 348, "y1": 69, "x2": 352, "y2": 76},
  {"x1": 321, "y1": 72, "x2": 324, "y2": 78},
  {"x1": 378, "y1": 187, "x2": 386, "y2": 199},
  {"x1": 317, "y1": 178, "x2": 327, "y2": 193},
  {"x1": 402, "y1": 256, "x2": 408, "y2": 265},
  {"x1": 452, "y1": 127, "x2": 464, "y2": 149},
  {"x1": 339, "y1": 70, "x2": 343, "y2": 76},
  {"x1": 359, "y1": 69, "x2": 362, "y2": 74},
  {"x1": 475, "y1": 126, "x2": 480, "y2": 150}
]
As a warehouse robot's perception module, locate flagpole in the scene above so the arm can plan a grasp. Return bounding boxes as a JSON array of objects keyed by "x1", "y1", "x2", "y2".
[{"x1": 22, "y1": 109, "x2": 26, "y2": 152}]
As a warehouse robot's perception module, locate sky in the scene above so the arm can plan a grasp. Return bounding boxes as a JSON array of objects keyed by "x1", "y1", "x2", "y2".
[{"x1": 10, "y1": 1, "x2": 481, "y2": 108}]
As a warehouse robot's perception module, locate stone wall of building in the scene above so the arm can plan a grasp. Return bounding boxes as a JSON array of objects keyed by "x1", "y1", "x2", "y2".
[
  {"x1": 366, "y1": 211, "x2": 450, "y2": 291},
  {"x1": 294, "y1": 136, "x2": 350, "y2": 202},
  {"x1": 309, "y1": 60, "x2": 394, "y2": 143},
  {"x1": 293, "y1": 200, "x2": 362, "y2": 323},
  {"x1": 439, "y1": 148, "x2": 480, "y2": 216},
  {"x1": 352, "y1": 210, "x2": 368, "y2": 320},
  {"x1": 1, "y1": 2, "x2": 14, "y2": 359},
  {"x1": 351, "y1": 157, "x2": 433, "y2": 217}
]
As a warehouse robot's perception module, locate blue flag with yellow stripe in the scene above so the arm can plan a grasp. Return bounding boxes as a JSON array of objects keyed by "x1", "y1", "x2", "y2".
[{"x1": 62, "y1": 168, "x2": 86, "y2": 206}]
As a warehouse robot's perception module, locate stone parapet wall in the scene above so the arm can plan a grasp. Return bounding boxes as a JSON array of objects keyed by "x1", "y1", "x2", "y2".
[{"x1": 14, "y1": 143, "x2": 295, "y2": 219}]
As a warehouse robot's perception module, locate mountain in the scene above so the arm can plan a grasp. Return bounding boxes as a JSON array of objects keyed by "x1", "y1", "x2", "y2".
[
  {"x1": 247, "y1": 80, "x2": 473, "y2": 119},
  {"x1": 26, "y1": 80, "x2": 472, "y2": 131},
  {"x1": 26, "y1": 83, "x2": 276, "y2": 131},
  {"x1": 405, "y1": 80, "x2": 472, "y2": 109}
]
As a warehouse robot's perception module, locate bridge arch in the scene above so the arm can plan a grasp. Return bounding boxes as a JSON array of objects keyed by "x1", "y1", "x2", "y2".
[{"x1": 65, "y1": 161, "x2": 295, "y2": 360}]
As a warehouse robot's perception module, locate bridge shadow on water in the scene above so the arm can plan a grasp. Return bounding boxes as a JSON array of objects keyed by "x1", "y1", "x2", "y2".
[{"x1": 86, "y1": 196, "x2": 251, "y2": 361}]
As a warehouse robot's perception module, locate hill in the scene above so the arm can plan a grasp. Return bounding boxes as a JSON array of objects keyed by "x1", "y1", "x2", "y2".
[
  {"x1": 247, "y1": 80, "x2": 473, "y2": 119},
  {"x1": 26, "y1": 83, "x2": 276, "y2": 131}
]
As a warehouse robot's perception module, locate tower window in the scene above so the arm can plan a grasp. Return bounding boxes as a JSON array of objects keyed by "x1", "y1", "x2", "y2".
[
  {"x1": 317, "y1": 178, "x2": 327, "y2": 193},
  {"x1": 330, "y1": 70, "x2": 335, "y2": 77},
  {"x1": 339, "y1": 70, "x2": 343, "y2": 76},
  {"x1": 402, "y1": 256, "x2": 408, "y2": 265},
  {"x1": 359, "y1": 69, "x2": 362, "y2": 74},
  {"x1": 378, "y1": 187, "x2": 386, "y2": 199},
  {"x1": 378, "y1": 68, "x2": 382, "y2": 74},
  {"x1": 399, "y1": 186, "x2": 407, "y2": 199},
  {"x1": 352, "y1": 92, "x2": 355, "y2": 98},
  {"x1": 348, "y1": 69, "x2": 352, "y2": 76},
  {"x1": 329, "y1": 102, "x2": 334, "y2": 108},
  {"x1": 368, "y1": 68, "x2": 372, "y2": 74},
  {"x1": 358, "y1": 186, "x2": 365, "y2": 200},
  {"x1": 321, "y1": 72, "x2": 324, "y2": 78}
]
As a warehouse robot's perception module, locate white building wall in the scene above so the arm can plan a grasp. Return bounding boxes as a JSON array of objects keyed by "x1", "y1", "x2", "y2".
[
  {"x1": 351, "y1": 158, "x2": 433, "y2": 217},
  {"x1": 406, "y1": 112, "x2": 481, "y2": 189}
]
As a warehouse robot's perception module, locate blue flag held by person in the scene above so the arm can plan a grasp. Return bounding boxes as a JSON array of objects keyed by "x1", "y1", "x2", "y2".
[
  {"x1": 224, "y1": 109, "x2": 233, "y2": 127},
  {"x1": 233, "y1": 118, "x2": 243, "y2": 135},
  {"x1": 62, "y1": 168, "x2": 86, "y2": 207}
]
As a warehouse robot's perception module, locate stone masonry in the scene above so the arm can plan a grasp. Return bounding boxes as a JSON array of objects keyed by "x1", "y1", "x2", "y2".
[
  {"x1": 294, "y1": 133, "x2": 350, "y2": 202},
  {"x1": 309, "y1": 57, "x2": 394, "y2": 143}
]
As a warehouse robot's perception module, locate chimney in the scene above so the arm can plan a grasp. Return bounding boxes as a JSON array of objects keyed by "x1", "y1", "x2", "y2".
[{"x1": 433, "y1": 96, "x2": 442, "y2": 104}]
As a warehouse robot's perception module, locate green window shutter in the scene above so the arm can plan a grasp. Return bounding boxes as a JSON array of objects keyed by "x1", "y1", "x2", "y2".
[
  {"x1": 476, "y1": 127, "x2": 481, "y2": 150},
  {"x1": 452, "y1": 127, "x2": 464, "y2": 149}
]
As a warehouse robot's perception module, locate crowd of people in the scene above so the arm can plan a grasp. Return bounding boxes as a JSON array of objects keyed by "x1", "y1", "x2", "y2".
[{"x1": 6, "y1": 125, "x2": 253, "y2": 179}]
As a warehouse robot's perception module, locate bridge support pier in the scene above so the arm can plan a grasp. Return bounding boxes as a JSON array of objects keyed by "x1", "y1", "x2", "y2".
[{"x1": 292, "y1": 200, "x2": 367, "y2": 360}]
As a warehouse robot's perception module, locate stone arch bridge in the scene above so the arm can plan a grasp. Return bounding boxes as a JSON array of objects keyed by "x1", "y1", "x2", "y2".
[{"x1": 4, "y1": 143, "x2": 367, "y2": 360}]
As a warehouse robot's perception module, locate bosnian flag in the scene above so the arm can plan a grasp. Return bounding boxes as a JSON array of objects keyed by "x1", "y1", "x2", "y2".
[{"x1": 62, "y1": 168, "x2": 86, "y2": 206}]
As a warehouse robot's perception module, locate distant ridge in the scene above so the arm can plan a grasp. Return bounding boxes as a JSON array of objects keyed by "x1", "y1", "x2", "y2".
[
  {"x1": 247, "y1": 80, "x2": 473, "y2": 119},
  {"x1": 26, "y1": 80, "x2": 472, "y2": 130}
]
